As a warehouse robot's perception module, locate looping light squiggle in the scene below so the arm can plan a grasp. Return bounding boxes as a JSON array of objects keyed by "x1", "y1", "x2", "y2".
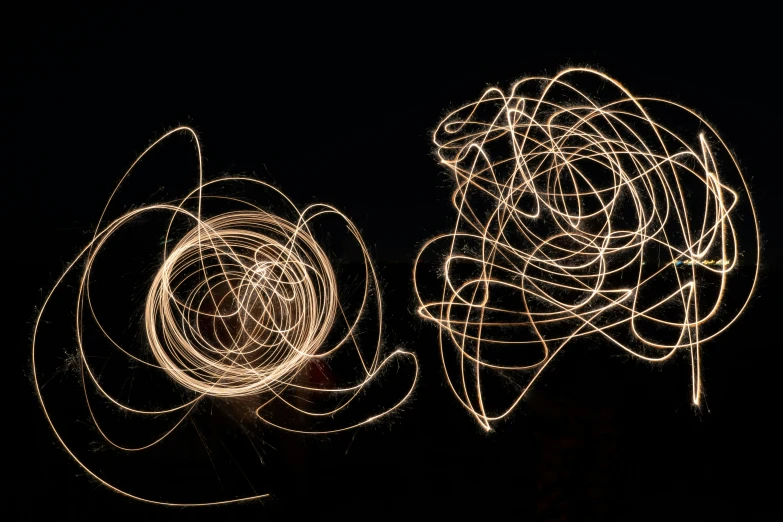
[
  {"x1": 32, "y1": 127, "x2": 418, "y2": 505},
  {"x1": 414, "y1": 68, "x2": 759, "y2": 430}
]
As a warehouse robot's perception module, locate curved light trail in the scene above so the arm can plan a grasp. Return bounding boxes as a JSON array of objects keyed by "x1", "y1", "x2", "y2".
[
  {"x1": 32, "y1": 126, "x2": 418, "y2": 505},
  {"x1": 414, "y1": 68, "x2": 759, "y2": 430}
]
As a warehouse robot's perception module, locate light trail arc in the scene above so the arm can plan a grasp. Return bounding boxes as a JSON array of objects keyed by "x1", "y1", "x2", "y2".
[
  {"x1": 413, "y1": 68, "x2": 759, "y2": 430},
  {"x1": 32, "y1": 126, "x2": 418, "y2": 505}
]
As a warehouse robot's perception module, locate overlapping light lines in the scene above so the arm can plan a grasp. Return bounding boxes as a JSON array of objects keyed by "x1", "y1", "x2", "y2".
[
  {"x1": 32, "y1": 127, "x2": 418, "y2": 505},
  {"x1": 414, "y1": 68, "x2": 759, "y2": 430}
]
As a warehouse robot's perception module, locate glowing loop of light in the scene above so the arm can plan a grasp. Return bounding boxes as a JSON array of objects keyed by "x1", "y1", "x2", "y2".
[
  {"x1": 414, "y1": 68, "x2": 759, "y2": 431},
  {"x1": 146, "y1": 210, "x2": 339, "y2": 398},
  {"x1": 32, "y1": 127, "x2": 418, "y2": 506}
]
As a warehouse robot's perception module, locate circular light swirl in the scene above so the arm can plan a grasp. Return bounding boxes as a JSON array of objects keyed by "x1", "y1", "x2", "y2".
[
  {"x1": 145, "y1": 210, "x2": 339, "y2": 398},
  {"x1": 414, "y1": 68, "x2": 759, "y2": 431},
  {"x1": 31, "y1": 126, "x2": 418, "y2": 505}
]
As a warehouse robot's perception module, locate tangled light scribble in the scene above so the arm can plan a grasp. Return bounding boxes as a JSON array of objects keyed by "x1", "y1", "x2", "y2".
[
  {"x1": 32, "y1": 127, "x2": 418, "y2": 505},
  {"x1": 414, "y1": 68, "x2": 759, "y2": 430}
]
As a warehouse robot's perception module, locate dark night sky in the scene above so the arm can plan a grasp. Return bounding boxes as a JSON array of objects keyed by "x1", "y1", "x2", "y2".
[{"x1": 6, "y1": 8, "x2": 782, "y2": 520}]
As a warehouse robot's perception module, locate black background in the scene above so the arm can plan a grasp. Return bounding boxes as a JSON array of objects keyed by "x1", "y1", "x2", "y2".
[{"x1": 7, "y1": 7, "x2": 781, "y2": 520}]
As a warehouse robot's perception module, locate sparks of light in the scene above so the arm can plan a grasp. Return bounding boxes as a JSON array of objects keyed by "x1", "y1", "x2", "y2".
[
  {"x1": 413, "y1": 68, "x2": 759, "y2": 431},
  {"x1": 31, "y1": 126, "x2": 419, "y2": 506}
]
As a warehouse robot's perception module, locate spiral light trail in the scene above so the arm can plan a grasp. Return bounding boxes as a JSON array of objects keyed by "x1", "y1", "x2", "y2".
[
  {"x1": 32, "y1": 127, "x2": 418, "y2": 505},
  {"x1": 414, "y1": 68, "x2": 759, "y2": 430}
]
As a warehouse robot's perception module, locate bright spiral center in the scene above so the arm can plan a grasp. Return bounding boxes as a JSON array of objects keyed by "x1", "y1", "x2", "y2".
[{"x1": 145, "y1": 210, "x2": 338, "y2": 397}]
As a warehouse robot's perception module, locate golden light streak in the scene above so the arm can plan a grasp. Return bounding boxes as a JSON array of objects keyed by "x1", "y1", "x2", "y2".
[
  {"x1": 413, "y1": 68, "x2": 759, "y2": 431},
  {"x1": 32, "y1": 126, "x2": 418, "y2": 505}
]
